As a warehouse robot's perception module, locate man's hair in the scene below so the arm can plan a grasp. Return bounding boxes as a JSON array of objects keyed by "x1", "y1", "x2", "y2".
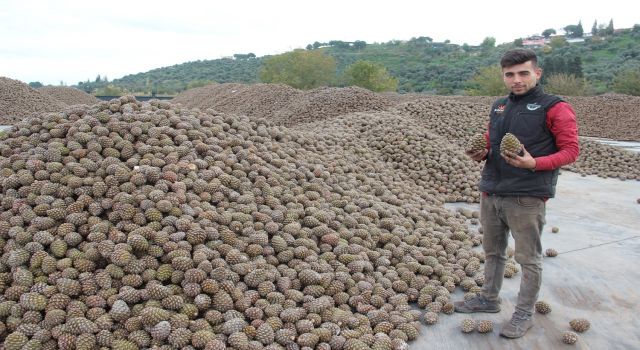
[{"x1": 500, "y1": 49, "x2": 538, "y2": 68}]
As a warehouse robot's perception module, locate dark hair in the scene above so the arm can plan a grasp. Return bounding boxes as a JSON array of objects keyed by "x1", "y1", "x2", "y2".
[{"x1": 500, "y1": 49, "x2": 538, "y2": 68}]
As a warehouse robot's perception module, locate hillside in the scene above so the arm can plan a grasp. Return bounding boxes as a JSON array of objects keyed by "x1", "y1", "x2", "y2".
[
  {"x1": 111, "y1": 57, "x2": 263, "y2": 94},
  {"x1": 74, "y1": 29, "x2": 640, "y2": 95}
]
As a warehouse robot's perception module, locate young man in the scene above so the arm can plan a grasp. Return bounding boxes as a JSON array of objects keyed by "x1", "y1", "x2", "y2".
[{"x1": 455, "y1": 49, "x2": 579, "y2": 338}]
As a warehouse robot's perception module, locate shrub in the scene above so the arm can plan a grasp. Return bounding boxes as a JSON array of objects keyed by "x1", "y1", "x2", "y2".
[
  {"x1": 259, "y1": 50, "x2": 336, "y2": 90},
  {"x1": 612, "y1": 68, "x2": 640, "y2": 96},
  {"x1": 544, "y1": 73, "x2": 591, "y2": 96},
  {"x1": 465, "y1": 65, "x2": 508, "y2": 96},
  {"x1": 342, "y1": 60, "x2": 398, "y2": 92}
]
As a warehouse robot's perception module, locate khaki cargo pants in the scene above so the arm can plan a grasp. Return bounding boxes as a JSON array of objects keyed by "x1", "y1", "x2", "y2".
[{"x1": 480, "y1": 194, "x2": 546, "y2": 316}]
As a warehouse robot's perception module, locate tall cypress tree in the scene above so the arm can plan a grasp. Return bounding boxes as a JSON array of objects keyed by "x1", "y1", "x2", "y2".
[{"x1": 576, "y1": 21, "x2": 584, "y2": 37}]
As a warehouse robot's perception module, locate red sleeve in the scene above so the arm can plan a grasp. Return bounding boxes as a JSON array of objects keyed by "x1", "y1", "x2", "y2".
[{"x1": 533, "y1": 102, "x2": 580, "y2": 171}]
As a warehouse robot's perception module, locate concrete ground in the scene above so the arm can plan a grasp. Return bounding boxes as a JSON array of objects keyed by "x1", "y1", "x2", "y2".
[
  {"x1": 582, "y1": 136, "x2": 640, "y2": 153},
  {"x1": 421, "y1": 171, "x2": 640, "y2": 350}
]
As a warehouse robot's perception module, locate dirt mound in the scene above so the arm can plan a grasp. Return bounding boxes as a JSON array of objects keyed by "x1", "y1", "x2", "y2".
[
  {"x1": 38, "y1": 86, "x2": 100, "y2": 106},
  {"x1": 0, "y1": 76, "x2": 64, "y2": 124}
]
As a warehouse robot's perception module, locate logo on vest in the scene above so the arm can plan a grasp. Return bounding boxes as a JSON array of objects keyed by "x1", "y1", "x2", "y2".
[
  {"x1": 526, "y1": 103, "x2": 541, "y2": 111},
  {"x1": 494, "y1": 104, "x2": 505, "y2": 114}
]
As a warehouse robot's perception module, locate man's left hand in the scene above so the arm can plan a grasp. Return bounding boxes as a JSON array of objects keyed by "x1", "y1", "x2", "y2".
[{"x1": 501, "y1": 146, "x2": 536, "y2": 170}]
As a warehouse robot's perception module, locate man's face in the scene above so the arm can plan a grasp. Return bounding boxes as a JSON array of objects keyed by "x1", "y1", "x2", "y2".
[{"x1": 502, "y1": 60, "x2": 542, "y2": 95}]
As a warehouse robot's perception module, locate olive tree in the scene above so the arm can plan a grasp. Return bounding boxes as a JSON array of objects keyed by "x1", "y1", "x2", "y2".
[
  {"x1": 259, "y1": 50, "x2": 336, "y2": 89},
  {"x1": 342, "y1": 60, "x2": 398, "y2": 92}
]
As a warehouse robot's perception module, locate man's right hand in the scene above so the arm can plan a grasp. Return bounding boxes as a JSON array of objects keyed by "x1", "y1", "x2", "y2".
[{"x1": 466, "y1": 149, "x2": 488, "y2": 162}]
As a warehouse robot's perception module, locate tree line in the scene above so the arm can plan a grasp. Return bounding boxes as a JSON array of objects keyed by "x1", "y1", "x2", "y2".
[{"x1": 51, "y1": 23, "x2": 640, "y2": 96}]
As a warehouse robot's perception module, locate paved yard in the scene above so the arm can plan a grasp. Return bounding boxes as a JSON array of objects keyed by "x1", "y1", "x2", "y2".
[{"x1": 421, "y1": 171, "x2": 640, "y2": 350}]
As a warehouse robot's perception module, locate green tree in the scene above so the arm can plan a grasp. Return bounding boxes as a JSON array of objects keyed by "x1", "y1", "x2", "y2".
[
  {"x1": 542, "y1": 28, "x2": 556, "y2": 38},
  {"x1": 568, "y1": 56, "x2": 583, "y2": 77},
  {"x1": 408, "y1": 36, "x2": 432, "y2": 47},
  {"x1": 542, "y1": 55, "x2": 582, "y2": 81},
  {"x1": 513, "y1": 38, "x2": 523, "y2": 47},
  {"x1": 591, "y1": 20, "x2": 598, "y2": 36},
  {"x1": 80, "y1": 80, "x2": 92, "y2": 93},
  {"x1": 606, "y1": 19, "x2": 614, "y2": 35},
  {"x1": 342, "y1": 60, "x2": 398, "y2": 92},
  {"x1": 612, "y1": 68, "x2": 640, "y2": 96},
  {"x1": 481, "y1": 37, "x2": 496, "y2": 50},
  {"x1": 259, "y1": 49, "x2": 336, "y2": 89},
  {"x1": 577, "y1": 20, "x2": 584, "y2": 37},
  {"x1": 564, "y1": 22, "x2": 584, "y2": 38},
  {"x1": 233, "y1": 53, "x2": 256, "y2": 60},
  {"x1": 564, "y1": 25, "x2": 577, "y2": 37},
  {"x1": 353, "y1": 40, "x2": 367, "y2": 50},
  {"x1": 306, "y1": 44, "x2": 313, "y2": 50},
  {"x1": 542, "y1": 56, "x2": 559, "y2": 77},
  {"x1": 28, "y1": 81, "x2": 43, "y2": 88},
  {"x1": 465, "y1": 65, "x2": 508, "y2": 96},
  {"x1": 329, "y1": 40, "x2": 350, "y2": 49},
  {"x1": 544, "y1": 73, "x2": 590, "y2": 96},
  {"x1": 549, "y1": 36, "x2": 568, "y2": 49}
]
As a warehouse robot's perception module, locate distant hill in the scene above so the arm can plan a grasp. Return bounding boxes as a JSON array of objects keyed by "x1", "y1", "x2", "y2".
[{"x1": 74, "y1": 28, "x2": 640, "y2": 95}]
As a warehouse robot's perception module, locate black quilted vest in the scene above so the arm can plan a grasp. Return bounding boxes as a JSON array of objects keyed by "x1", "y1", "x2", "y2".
[{"x1": 479, "y1": 85, "x2": 563, "y2": 198}]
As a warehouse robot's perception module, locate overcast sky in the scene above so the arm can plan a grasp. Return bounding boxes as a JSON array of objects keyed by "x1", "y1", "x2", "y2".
[{"x1": 1, "y1": 0, "x2": 637, "y2": 86}]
